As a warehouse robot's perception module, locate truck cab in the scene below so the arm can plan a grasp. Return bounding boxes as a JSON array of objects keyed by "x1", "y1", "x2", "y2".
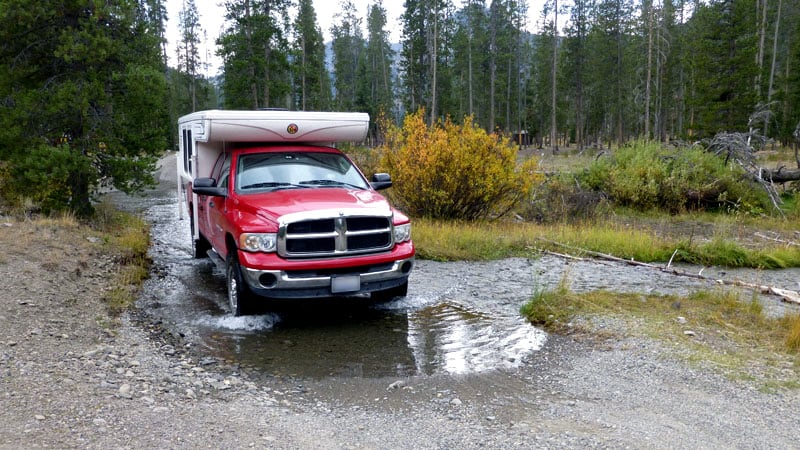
[{"x1": 177, "y1": 110, "x2": 414, "y2": 315}]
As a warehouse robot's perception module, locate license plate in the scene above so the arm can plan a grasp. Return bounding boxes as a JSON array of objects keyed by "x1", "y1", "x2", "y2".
[{"x1": 331, "y1": 275, "x2": 360, "y2": 293}]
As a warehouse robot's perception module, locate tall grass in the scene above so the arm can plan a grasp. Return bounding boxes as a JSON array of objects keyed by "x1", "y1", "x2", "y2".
[
  {"x1": 412, "y1": 218, "x2": 800, "y2": 268},
  {"x1": 92, "y1": 201, "x2": 151, "y2": 314}
]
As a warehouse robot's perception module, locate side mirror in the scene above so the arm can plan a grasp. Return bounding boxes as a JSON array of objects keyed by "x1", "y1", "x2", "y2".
[
  {"x1": 370, "y1": 173, "x2": 393, "y2": 190},
  {"x1": 192, "y1": 178, "x2": 227, "y2": 197}
]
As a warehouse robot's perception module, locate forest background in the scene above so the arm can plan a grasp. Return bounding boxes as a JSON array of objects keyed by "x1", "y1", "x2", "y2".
[{"x1": 1, "y1": 0, "x2": 800, "y2": 215}]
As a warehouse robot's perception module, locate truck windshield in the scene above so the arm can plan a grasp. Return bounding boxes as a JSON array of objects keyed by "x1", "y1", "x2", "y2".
[{"x1": 236, "y1": 152, "x2": 370, "y2": 193}]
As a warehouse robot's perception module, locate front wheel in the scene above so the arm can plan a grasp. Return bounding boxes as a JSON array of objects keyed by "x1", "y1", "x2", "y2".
[{"x1": 226, "y1": 252, "x2": 251, "y2": 316}]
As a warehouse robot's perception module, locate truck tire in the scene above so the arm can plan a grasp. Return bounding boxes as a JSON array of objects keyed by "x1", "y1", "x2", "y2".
[
  {"x1": 190, "y1": 217, "x2": 211, "y2": 259},
  {"x1": 372, "y1": 281, "x2": 408, "y2": 303},
  {"x1": 226, "y1": 253, "x2": 251, "y2": 316}
]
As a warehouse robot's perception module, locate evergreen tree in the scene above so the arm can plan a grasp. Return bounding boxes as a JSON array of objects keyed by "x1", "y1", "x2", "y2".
[
  {"x1": 291, "y1": 0, "x2": 331, "y2": 110},
  {"x1": 331, "y1": 0, "x2": 365, "y2": 111},
  {"x1": 177, "y1": 0, "x2": 205, "y2": 112},
  {"x1": 0, "y1": 0, "x2": 168, "y2": 215},
  {"x1": 357, "y1": 2, "x2": 397, "y2": 123},
  {"x1": 217, "y1": 0, "x2": 292, "y2": 109},
  {"x1": 452, "y1": 0, "x2": 490, "y2": 126},
  {"x1": 686, "y1": 0, "x2": 758, "y2": 137}
]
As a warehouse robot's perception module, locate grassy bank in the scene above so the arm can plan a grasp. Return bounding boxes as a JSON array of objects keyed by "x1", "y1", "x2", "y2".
[
  {"x1": 92, "y1": 202, "x2": 152, "y2": 314},
  {"x1": 520, "y1": 282, "x2": 800, "y2": 388},
  {"x1": 412, "y1": 216, "x2": 800, "y2": 268}
]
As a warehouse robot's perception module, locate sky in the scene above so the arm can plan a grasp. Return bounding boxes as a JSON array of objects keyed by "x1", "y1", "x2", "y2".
[{"x1": 164, "y1": 0, "x2": 547, "y2": 76}]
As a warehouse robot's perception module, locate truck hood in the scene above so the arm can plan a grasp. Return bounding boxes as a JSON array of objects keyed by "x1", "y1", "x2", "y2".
[{"x1": 233, "y1": 188, "x2": 396, "y2": 227}]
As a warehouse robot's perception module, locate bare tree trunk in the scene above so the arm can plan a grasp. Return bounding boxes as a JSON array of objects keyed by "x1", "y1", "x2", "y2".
[
  {"x1": 551, "y1": 0, "x2": 559, "y2": 153},
  {"x1": 466, "y1": 4, "x2": 475, "y2": 118},
  {"x1": 429, "y1": 9, "x2": 438, "y2": 126},
  {"x1": 489, "y1": 16, "x2": 496, "y2": 130},
  {"x1": 301, "y1": 35, "x2": 307, "y2": 110},
  {"x1": 644, "y1": 0, "x2": 653, "y2": 140},
  {"x1": 765, "y1": 0, "x2": 782, "y2": 136},
  {"x1": 244, "y1": 0, "x2": 258, "y2": 109},
  {"x1": 755, "y1": 0, "x2": 768, "y2": 98}
]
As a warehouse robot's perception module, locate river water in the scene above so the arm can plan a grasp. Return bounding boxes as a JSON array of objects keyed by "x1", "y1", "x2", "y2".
[{"x1": 111, "y1": 156, "x2": 800, "y2": 380}]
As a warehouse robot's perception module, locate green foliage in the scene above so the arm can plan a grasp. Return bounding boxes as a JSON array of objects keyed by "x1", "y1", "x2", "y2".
[
  {"x1": 0, "y1": 0, "x2": 167, "y2": 216},
  {"x1": 379, "y1": 110, "x2": 541, "y2": 220},
  {"x1": 522, "y1": 173, "x2": 609, "y2": 223},
  {"x1": 581, "y1": 141, "x2": 770, "y2": 213},
  {"x1": 3, "y1": 144, "x2": 94, "y2": 215},
  {"x1": 217, "y1": 0, "x2": 292, "y2": 109},
  {"x1": 291, "y1": 0, "x2": 331, "y2": 111}
]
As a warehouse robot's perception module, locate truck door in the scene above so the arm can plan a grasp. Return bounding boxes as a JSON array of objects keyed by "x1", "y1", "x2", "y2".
[{"x1": 207, "y1": 153, "x2": 231, "y2": 256}]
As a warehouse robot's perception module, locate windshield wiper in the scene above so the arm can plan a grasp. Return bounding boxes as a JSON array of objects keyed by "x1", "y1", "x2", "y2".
[
  {"x1": 240, "y1": 182, "x2": 303, "y2": 190},
  {"x1": 299, "y1": 179, "x2": 366, "y2": 190}
]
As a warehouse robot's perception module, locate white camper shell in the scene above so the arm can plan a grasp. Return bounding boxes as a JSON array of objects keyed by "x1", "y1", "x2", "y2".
[{"x1": 176, "y1": 109, "x2": 370, "y2": 234}]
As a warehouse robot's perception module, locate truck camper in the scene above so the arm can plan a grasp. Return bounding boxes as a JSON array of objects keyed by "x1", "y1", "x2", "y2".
[{"x1": 177, "y1": 110, "x2": 414, "y2": 315}]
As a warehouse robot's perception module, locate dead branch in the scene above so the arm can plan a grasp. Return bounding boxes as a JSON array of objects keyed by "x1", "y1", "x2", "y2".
[
  {"x1": 537, "y1": 238, "x2": 800, "y2": 305},
  {"x1": 753, "y1": 232, "x2": 800, "y2": 247}
]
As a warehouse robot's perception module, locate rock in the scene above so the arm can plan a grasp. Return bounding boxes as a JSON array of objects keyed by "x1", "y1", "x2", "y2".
[
  {"x1": 450, "y1": 398, "x2": 463, "y2": 406},
  {"x1": 118, "y1": 383, "x2": 133, "y2": 399},
  {"x1": 683, "y1": 330, "x2": 696, "y2": 337},
  {"x1": 676, "y1": 316, "x2": 687, "y2": 325},
  {"x1": 35, "y1": 415, "x2": 45, "y2": 421},
  {"x1": 387, "y1": 380, "x2": 405, "y2": 390}
]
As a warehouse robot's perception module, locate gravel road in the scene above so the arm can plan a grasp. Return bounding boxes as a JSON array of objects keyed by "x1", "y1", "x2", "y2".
[{"x1": 2, "y1": 160, "x2": 799, "y2": 448}]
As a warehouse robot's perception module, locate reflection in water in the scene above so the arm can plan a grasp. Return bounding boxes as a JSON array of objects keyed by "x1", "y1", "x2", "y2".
[{"x1": 407, "y1": 302, "x2": 545, "y2": 375}]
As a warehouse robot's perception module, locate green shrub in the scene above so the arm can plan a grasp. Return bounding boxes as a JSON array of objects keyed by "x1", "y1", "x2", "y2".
[
  {"x1": 4, "y1": 144, "x2": 96, "y2": 216},
  {"x1": 377, "y1": 110, "x2": 541, "y2": 220},
  {"x1": 580, "y1": 140, "x2": 770, "y2": 213}
]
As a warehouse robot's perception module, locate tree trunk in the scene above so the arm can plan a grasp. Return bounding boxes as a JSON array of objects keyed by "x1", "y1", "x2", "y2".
[
  {"x1": 765, "y1": 0, "x2": 782, "y2": 136},
  {"x1": 644, "y1": 0, "x2": 653, "y2": 140},
  {"x1": 756, "y1": 0, "x2": 768, "y2": 98},
  {"x1": 551, "y1": 0, "x2": 558, "y2": 153},
  {"x1": 430, "y1": 9, "x2": 438, "y2": 126},
  {"x1": 761, "y1": 167, "x2": 800, "y2": 183}
]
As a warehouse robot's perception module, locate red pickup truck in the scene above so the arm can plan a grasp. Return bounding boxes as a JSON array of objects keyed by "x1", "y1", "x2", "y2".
[{"x1": 177, "y1": 110, "x2": 414, "y2": 315}]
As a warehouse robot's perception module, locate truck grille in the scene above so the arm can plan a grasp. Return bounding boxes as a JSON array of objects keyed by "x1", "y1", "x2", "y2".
[{"x1": 278, "y1": 214, "x2": 393, "y2": 258}]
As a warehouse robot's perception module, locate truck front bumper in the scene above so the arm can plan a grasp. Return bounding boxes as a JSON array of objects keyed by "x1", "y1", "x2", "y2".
[{"x1": 240, "y1": 257, "x2": 414, "y2": 299}]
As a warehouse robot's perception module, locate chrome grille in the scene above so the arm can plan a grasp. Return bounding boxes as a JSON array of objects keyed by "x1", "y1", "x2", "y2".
[{"x1": 278, "y1": 213, "x2": 393, "y2": 258}]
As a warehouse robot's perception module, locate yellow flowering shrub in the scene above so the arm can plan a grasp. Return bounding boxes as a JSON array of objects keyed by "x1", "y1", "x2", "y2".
[{"x1": 378, "y1": 110, "x2": 540, "y2": 220}]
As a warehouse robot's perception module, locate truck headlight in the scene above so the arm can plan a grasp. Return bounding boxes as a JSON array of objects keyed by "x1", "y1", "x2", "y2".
[
  {"x1": 393, "y1": 223, "x2": 411, "y2": 243},
  {"x1": 239, "y1": 233, "x2": 278, "y2": 252}
]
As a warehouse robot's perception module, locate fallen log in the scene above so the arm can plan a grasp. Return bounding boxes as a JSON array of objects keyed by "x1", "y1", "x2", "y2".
[
  {"x1": 536, "y1": 238, "x2": 800, "y2": 305},
  {"x1": 760, "y1": 166, "x2": 800, "y2": 183}
]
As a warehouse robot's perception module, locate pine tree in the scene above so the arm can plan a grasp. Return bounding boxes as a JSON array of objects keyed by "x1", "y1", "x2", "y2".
[
  {"x1": 177, "y1": 0, "x2": 205, "y2": 112},
  {"x1": 291, "y1": 0, "x2": 331, "y2": 110},
  {"x1": 217, "y1": 0, "x2": 292, "y2": 109},
  {"x1": 357, "y1": 2, "x2": 397, "y2": 123},
  {"x1": 0, "y1": 0, "x2": 168, "y2": 215},
  {"x1": 331, "y1": 0, "x2": 365, "y2": 111}
]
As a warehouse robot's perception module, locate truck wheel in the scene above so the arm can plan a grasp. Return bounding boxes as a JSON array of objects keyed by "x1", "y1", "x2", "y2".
[
  {"x1": 372, "y1": 281, "x2": 408, "y2": 303},
  {"x1": 226, "y1": 253, "x2": 251, "y2": 316},
  {"x1": 190, "y1": 217, "x2": 211, "y2": 259}
]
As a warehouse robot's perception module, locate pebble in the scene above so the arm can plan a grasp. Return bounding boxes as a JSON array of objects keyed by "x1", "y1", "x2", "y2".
[{"x1": 119, "y1": 384, "x2": 133, "y2": 399}]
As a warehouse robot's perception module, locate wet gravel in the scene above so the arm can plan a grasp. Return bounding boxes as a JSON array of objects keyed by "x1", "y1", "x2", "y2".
[{"x1": 2, "y1": 154, "x2": 800, "y2": 448}]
